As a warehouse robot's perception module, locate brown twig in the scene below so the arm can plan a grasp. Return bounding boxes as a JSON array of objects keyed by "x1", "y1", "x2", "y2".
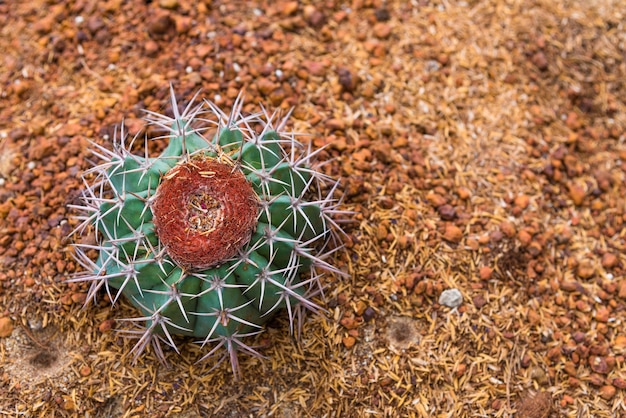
[{"x1": 20, "y1": 325, "x2": 49, "y2": 351}]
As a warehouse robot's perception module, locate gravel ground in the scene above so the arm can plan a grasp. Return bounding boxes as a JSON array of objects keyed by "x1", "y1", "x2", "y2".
[{"x1": 1, "y1": 0, "x2": 626, "y2": 417}]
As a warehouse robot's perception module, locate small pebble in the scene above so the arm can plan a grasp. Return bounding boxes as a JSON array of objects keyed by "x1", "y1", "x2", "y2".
[
  {"x1": 373, "y1": 23, "x2": 391, "y2": 39},
  {"x1": 568, "y1": 184, "x2": 586, "y2": 206},
  {"x1": 374, "y1": 8, "x2": 390, "y2": 22},
  {"x1": 98, "y1": 319, "x2": 115, "y2": 333},
  {"x1": 613, "y1": 378, "x2": 626, "y2": 389},
  {"x1": 443, "y1": 225, "x2": 463, "y2": 243},
  {"x1": 473, "y1": 295, "x2": 488, "y2": 308},
  {"x1": 0, "y1": 317, "x2": 13, "y2": 337},
  {"x1": 614, "y1": 335, "x2": 626, "y2": 349},
  {"x1": 158, "y1": 0, "x2": 178, "y2": 9},
  {"x1": 439, "y1": 289, "x2": 463, "y2": 308},
  {"x1": 79, "y1": 365, "x2": 92, "y2": 377},
  {"x1": 531, "y1": 51, "x2": 548, "y2": 70},
  {"x1": 340, "y1": 316, "x2": 360, "y2": 330},
  {"x1": 576, "y1": 261, "x2": 595, "y2": 279},
  {"x1": 342, "y1": 336, "x2": 356, "y2": 349},
  {"x1": 363, "y1": 306, "x2": 376, "y2": 322},
  {"x1": 479, "y1": 266, "x2": 493, "y2": 281},
  {"x1": 598, "y1": 385, "x2": 616, "y2": 400},
  {"x1": 618, "y1": 281, "x2": 626, "y2": 299},
  {"x1": 514, "y1": 194, "x2": 530, "y2": 209},
  {"x1": 148, "y1": 14, "x2": 175, "y2": 37},
  {"x1": 595, "y1": 307, "x2": 609, "y2": 323},
  {"x1": 601, "y1": 253, "x2": 618, "y2": 269}
]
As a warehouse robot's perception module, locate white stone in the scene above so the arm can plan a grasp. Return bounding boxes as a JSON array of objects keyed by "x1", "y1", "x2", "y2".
[{"x1": 439, "y1": 289, "x2": 463, "y2": 308}]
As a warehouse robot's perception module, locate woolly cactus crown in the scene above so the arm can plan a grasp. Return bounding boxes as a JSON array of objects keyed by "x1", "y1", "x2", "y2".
[{"x1": 70, "y1": 87, "x2": 345, "y2": 377}]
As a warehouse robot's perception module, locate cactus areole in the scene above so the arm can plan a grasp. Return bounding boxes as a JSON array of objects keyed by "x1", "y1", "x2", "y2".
[
  {"x1": 69, "y1": 87, "x2": 345, "y2": 378},
  {"x1": 152, "y1": 155, "x2": 258, "y2": 269}
]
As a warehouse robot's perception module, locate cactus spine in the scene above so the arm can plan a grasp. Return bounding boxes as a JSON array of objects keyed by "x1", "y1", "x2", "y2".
[{"x1": 70, "y1": 87, "x2": 344, "y2": 377}]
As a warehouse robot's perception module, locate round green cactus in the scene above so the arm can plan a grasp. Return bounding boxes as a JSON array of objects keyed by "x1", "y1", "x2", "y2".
[{"x1": 70, "y1": 87, "x2": 345, "y2": 377}]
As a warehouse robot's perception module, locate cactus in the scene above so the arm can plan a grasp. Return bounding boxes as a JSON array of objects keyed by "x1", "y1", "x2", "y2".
[{"x1": 70, "y1": 87, "x2": 345, "y2": 377}]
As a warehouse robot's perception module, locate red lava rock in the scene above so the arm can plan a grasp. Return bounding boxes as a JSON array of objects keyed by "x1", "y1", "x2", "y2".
[
  {"x1": 426, "y1": 192, "x2": 447, "y2": 207},
  {"x1": 336, "y1": 292, "x2": 349, "y2": 306},
  {"x1": 601, "y1": 253, "x2": 618, "y2": 269},
  {"x1": 473, "y1": 295, "x2": 488, "y2": 308},
  {"x1": 576, "y1": 300, "x2": 591, "y2": 313},
  {"x1": 518, "y1": 229, "x2": 532, "y2": 245},
  {"x1": 527, "y1": 309, "x2": 541, "y2": 325},
  {"x1": 61, "y1": 295, "x2": 74, "y2": 306},
  {"x1": 455, "y1": 363, "x2": 467, "y2": 377},
  {"x1": 531, "y1": 51, "x2": 548, "y2": 70},
  {"x1": 485, "y1": 229, "x2": 504, "y2": 244},
  {"x1": 391, "y1": 135, "x2": 407, "y2": 147},
  {"x1": 403, "y1": 273, "x2": 418, "y2": 291},
  {"x1": 340, "y1": 316, "x2": 361, "y2": 330},
  {"x1": 79, "y1": 365, "x2": 92, "y2": 377},
  {"x1": 305, "y1": 8, "x2": 326, "y2": 28},
  {"x1": 437, "y1": 204, "x2": 456, "y2": 220},
  {"x1": 595, "y1": 307, "x2": 610, "y2": 323},
  {"x1": 373, "y1": 23, "x2": 392, "y2": 39},
  {"x1": 71, "y1": 292, "x2": 87, "y2": 304},
  {"x1": 563, "y1": 362, "x2": 577, "y2": 376},
  {"x1": 29, "y1": 138, "x2": 56, "y2": 160},
  {"x1": 470, "y1": 236, "x2": 484, "y2": 253},
  {"x1": 303, "y1": 60, "x2": 327, "y2": 76},
  {"x1": 457, "y1": 187, "x2": 471, "y2": 200},
  {"x1": 614, "y1": 335, "x2": 626, "y2": 350},
  {"x1": 342, "y1": 336, "x2": 356, "y2": 349},
  {"x1": 413, "y1": 281, "x2": 426, "y2": 295},
  {"x1": 568, "y1": 184, "x2": 586, "y2": 206},
  {"x1": 514, "y1": 194, "x2": 530, "y2": 209},
  {"x1": 589, "y1": 356, "x2": 612, "y2": 374},
  {"x1": 98, "y1": 319, "x2": 115, "y2": 333},
  {"x1": 613, "y1": 378, "x2": 626, "y2": 389},
  {"x1": 0, "y1": 316, "x2": 13, "y2": 337},
  {"x1": 499, "y1": 221, "x2": 516, "y2": 237},
  {"x1": 590, "y1": 344, "x2": 609, "y2": 357},
  {"x1": 491, "y1": 399, "x2": 503, "y2": 410},
  {"x1": 325, "y1": 118, "x2": 346, "y2": 131},
  {"x1": 561, "y1": 280, "x2": 581, "y2": 292},
  {"x1": 589, "y1": 373, "x2": 605, "y2": 387},
  {"x1": 443, "y1": 225, "x2": 463, "y2": 243},
  {"x1": 148, "y1": 13, "x2": 175, "y2": 37},
  {"x1": 561, "y1": 394, "x2": 575, "y2": 407},
  {"x1": 598, "y1": 385, "x2": 616, "y2": 400},
  {"x1": 527, "y1": 241, "x2": 543, "y2": 257},
  {"x1": 256, "y1": 78, "x2": 276, "y2": 96},
  {"x1": 33, "y1": 16, "x2": 54, "y2": 34},
  {"x1": 618, "y1": 281, "x2": 626, "y2": 299},
  {"x1": 479, "y1": 266, "x2": 493, "y2": 281},
  {"x1": 576, "y1": 261, "x2": 595, "y2": 279},
  {"x1": 280, "y1": 1, "x2": 299, "y2": 16}
]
